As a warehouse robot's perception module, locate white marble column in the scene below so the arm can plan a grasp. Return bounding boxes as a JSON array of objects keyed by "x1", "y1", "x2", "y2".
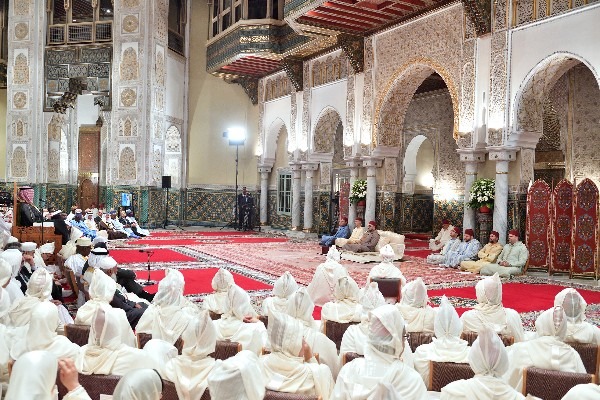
[
  {"x1": 258, "y1": 166, "x2": 271, "y2": 225},
  {"x1": 458, "y1": 151, "x2": 486, "y2": 230},
  {"x1": 302, "y1": 164, "x2": 318, "y2": 232},
  {"x1": 362, "y1": 157, "x2": 382, "y2": 224},
  {"x1": 347, "y1": 160, "x2": 361, "y2": 229},
  {"x1": 493, "y1": 160, "x2": 509, "y2": 244},
  {"x1": 291, "y1": 164, "x2": 302, "y2": 230}
]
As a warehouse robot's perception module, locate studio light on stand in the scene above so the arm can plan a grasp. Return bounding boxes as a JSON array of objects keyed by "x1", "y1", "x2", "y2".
[{"x1": 222, "y1": 127, "x2": 246, "y2": 230}]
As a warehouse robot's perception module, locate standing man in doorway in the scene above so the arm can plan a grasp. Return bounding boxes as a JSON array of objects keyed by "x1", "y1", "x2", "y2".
[{"x1": 237, "y1": 186, "x2": 253, "y2": 231}]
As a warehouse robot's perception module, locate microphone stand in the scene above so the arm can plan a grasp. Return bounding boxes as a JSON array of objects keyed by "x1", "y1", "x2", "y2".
[{"x1": 138, "y1": 249, "x2": 156, "y2": 286}]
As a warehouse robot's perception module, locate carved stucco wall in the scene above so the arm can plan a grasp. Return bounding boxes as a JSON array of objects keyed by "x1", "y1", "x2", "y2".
[
  {"x1": 399, "y1": 90, "x2": 462, "y2": 193},
  {"x1": 372, "y1": 4, "x2": 464, "y2": 149},
  {"x1": 312, "y1": 108, "x2": 341, "y2": 153}
]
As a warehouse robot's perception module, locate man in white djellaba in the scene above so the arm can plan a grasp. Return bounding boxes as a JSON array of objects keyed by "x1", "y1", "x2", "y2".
[
  {"x1": 553, "y1": 288, "x2": 600, "y2": 345},
  {"x1": 307, "y1": 245, "x2": 348, "y2": 307},
  {"x1": 441, "y1": 325, "x2": 525, "y2": 400},
  {"x1": 332, "y1": 305, "x2": 427, "y2": 400}
]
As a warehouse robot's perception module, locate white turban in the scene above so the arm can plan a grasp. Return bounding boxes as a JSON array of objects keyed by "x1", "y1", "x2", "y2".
[
  {"x1": 468, "y1": 325, "x2": 509, "y2": 377},
  {"x1": 360, "y1": 282, "x2": 386, "y2": 313},
  {"x1": 20, "y1": 242, "x2": 37, "y2": 252},
  {"x1": 272, "y1": 271, "x2": 298, "y2": 299},
  {"x1": 286, "y1": 287, "x2": 316, "y2": 327},
  {"x1": 535, "y1": 306, "x2": 568, "y2": 340},
  {"x1": 97, "y1": 256, "x2": 118, "y2": 270},
  {"x1": 5, "y1": 351, "x2": 58, "y2": 400},
  {"x1": 379, "y1": 244, "x2": 395, "y2": 260},
  {"x1": 554, "y1": 288, "x2": 587, "y2": 324},
  {"x1": 211, "y1": 268, "x2": 234, "y2": 292},
  {"x1": 368, "y1": 304, "x2": 406, "y2": 360},
  {"x1": 434, "y1": 295, "x2": 463, "y2": 340},
  {"x1": 1, "y1": 249, "x2": 23, "y2": 278},
  {"x1": 400, "y1": 277, "x2": 428, "y2": 308},
  {"x1": 39, "y1": 242, "x2": 55, "y2": 254},
  {"x1": 326, "y1": 245, "x2": 341, "y2": 262},
  {"x1": 207, "y1": 350, "x2": 266, "y2": 400},
  {"x1": 25, "y1": 268, "x2": 53, "y2": 300},
  {"x1": 88, "y1": 269, "x2": 117, "y2": 302},
  {"x1": 113, "y1": 369, "x2": 163, "y2": 400}
]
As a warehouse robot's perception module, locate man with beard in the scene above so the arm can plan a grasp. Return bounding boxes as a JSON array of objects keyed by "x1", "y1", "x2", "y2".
[{"x1": 459, "y1": 230, "x2": 504, "y2": 273}]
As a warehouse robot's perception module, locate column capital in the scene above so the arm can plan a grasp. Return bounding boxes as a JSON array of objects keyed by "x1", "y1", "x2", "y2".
[
  {"x1": 300, "y1": 162, "x2": 318, "y2": 171},
  {"x1": 257, "y1": 165, "x2": 272, "y2": 173},
  {"x1": 372, "y1": 145, "x2": 400, "y2": 158},
  {"x1": 457, "y1": 149, "x2": 487, "y2": 164},
  {"x1": 345, "y1": 157, "x2": 362, "y2": 169},
  {"x1": 289, "y1": 162, "x2": 303, "y2": 171},
  {"x1": 361, "y1": 156, "x2": 383, "y2": 168},
  {"x1": 488, "y1": 148, "x2": 517, "y2": 162}
]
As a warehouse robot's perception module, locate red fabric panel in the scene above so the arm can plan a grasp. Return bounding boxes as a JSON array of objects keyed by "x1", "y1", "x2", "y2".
[
  {"x1": 572, "y1": 179, "x2": 599, "y2": 277},
  {"x1": 526, "y1": 180, "x2": 552, "y2": 269},
  {"x1": 551, "y1": 180, "x2": 574, "y2": 273}
]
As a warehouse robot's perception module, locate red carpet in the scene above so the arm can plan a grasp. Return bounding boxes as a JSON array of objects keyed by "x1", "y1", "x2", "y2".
[
  {"x1": 131, "y1": 237, "x2": 288, "y2": 246},
  {"x1": 137, "y1": 267, "x2": 272, "y2": 295},
  {"x1": 428, "y1": 283, "x2": 600, "y2": 316},
  {"x1": 149, "y1": 231, "x2": 255, "y2": 237},
  {"x1": 404, "y1": 233, "x2": 432, "y2": 240},
  {"x1": 110, "y1": 249, "x2": 196, "y2": 263},
  {"x1": 404, "y1": 249, "x2": 432, "y2": 258}
]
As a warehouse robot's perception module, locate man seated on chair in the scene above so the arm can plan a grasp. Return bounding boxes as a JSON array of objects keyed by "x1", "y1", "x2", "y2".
[
  {"x1": 426, "y1": 226, "x2": 461, "y2": 265},
  {"x1": 319, "y1": 216, "x2": 350, "y2": 247},
  {"x1": 429, "y1": 219, "x2": 454, "y2": 252},
  {"x1": 341, "y1": 220, "x2": 380, "y2": 253},
  {"x1": 441, "y1": 229, "x2": 481, "y2": 269},
  {"x1": 459, "y1": 230, "x2": 504, "y2": 274},
  {"x1": 480, "y1": 230, "x2": 528, "y2": 278},
  {"x1": 334, "y1": 217, "x2": 364, "y2": 248},
  {"x1": 64, "y1": 237, "x2": 93, "y2": 306}
]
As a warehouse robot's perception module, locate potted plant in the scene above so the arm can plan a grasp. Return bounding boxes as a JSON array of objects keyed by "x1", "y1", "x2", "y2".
[
  {"x1": 349, "y1": 179, "x2": 367, "y2": 205},
  {"x1": 468, "y1": 178, "x2": 495, "y2": 213}
]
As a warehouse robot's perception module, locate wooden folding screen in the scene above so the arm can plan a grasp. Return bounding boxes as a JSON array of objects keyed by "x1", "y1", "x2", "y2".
[
  {"x1": 572, "y1": 179, "x2": 599, "y2": 279},
  {"x1": 550, "y1": 180, "x2": 574, "y2": 274},
  {"x1": 526, "y1": 180, "x2": 552, "y2": 271}
]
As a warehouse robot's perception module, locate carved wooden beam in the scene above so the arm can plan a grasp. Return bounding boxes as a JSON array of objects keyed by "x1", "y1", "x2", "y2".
[
  {"x1": 281, "y1": 57, "x2": 304, "y2": 92},
  {"x1": 233, "y1": 76, "x2": 259, "y2": 105},
  {"x1": 462, "y1": 0, "x2": 491, "y2": 35},
  {"x1": 338, "y1": 34, "x2": 364, "y2": 73}
]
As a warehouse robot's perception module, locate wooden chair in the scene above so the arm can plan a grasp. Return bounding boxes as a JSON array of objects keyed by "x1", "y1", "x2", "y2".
[
  {"x1": 429, "y1": 361, "x2": 475, "y2": 392},
  {"x1": 323, "y1": 320, "x2": 359, "y2": 351},
  {"x1": 57, "y1": 373, "x2": 121, "y2": 400},
  {"x1": 407, "y1": 331, "x2": 435, "y2": 353},
  {"x1": 64, "y1": 324, "x2": 91, "y2": 347},
  {"x1": 460, "y1": 331, "x2": 514, "y2": 347},
  {"x1": 66, "y1": 269, "x2": 80, "y2": 298},
  {"x1": 208, "y1": 310, "x2": 222, "y2": 320},
  {"x1": 136, "y1": 332, "x2": 184, "y2": 355},
  {"x1": 210, "y1": 340, "x2": 242, "y2": 361},
  {"x1": 264, "y1": 390, "x2": 321, "y2": 400},
  {"x1": 371, "y1": 277, "x2": 403, "y2": 303},
  {"x1": 522, "y1": 367, "x2": 596, "y2": 400},
  {"x1": 342, "y1": 352, "x2": 363, "y2": 365},
  {"x1": 566, "y1": 342, "x2": 600, "y2": 375}
]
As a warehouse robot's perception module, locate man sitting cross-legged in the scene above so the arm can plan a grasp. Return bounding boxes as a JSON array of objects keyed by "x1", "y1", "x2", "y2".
[
  {"x1": 320, "y1": 216, "x2": 350, "y2": 247},
  {"x1": 334, "y1": 218, "x2": 364, "y2": 248},
  {"x1": 426, "y1": 226, "x2": 461, "y2": 265},
  {"x1": 341, "y1": 220, "x2": 380, "y2": 253},
  {"x1": 429, "y1": 219, "x2": 455, "y2": 252},
  {"x1": 460, "y1": 230, "x2": 504, "y2": 273},
  {"x1": 480, "y1": 230, "x2": 528, "y2": 278},
  {"x1": 441, "y1": 229, "x2": 480, "y2": 269}
]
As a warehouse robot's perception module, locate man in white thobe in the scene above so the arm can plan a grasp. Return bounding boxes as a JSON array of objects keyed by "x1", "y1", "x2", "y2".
[
  {"x1": 334, "y1": 218, "x2": 364, "y2": 248},
  {"x1": 426, "y1": 226, "x2": 461, "y2": 265},
  {"x1": 429, "y1": 219, "x2": 454, "y2": 251}
]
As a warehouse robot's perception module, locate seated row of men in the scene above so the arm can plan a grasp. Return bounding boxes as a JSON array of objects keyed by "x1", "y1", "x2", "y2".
[
  {"x1": 320, "y1": 217, "x2": 382, "y2": 253},
  {"x1": 3, "y1": 250, "x2": 599, "y2": 400},
  {"x1": 427, "y1": 226, "x2": 529, "y2": 277}
]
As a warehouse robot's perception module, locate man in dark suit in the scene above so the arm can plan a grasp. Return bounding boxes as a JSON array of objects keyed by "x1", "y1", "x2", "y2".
[{"x1": 237, "y1": 186, "x2": 254, "y2": 231}]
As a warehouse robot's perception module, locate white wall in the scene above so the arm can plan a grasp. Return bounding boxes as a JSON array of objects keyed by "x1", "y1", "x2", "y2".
[
  {"x1": 310, "y1": 79, "x2": 347, "y2": 142},
  {"x1": 76, "y1": 95, "x2": 98, "y2": 126},
  {"x1": 263, "y1": 95, "x2": 291, "y2": 159},
  {"x1": 474, "y1": 36, "x2": 491, "y2": 145},
  {"x1": 166, "y1": 53, "x2": 185, "y2": 120},
  {"x1": 508, "y1": 4, "x2": 600, "y2": 126}
]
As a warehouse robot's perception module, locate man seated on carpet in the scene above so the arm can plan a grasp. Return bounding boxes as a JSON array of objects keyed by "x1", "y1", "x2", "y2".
[
  {"x1": 367, "y1": 244, "x2": 406, "y2": 287},
  {"x1": 64, "y1": 237, "x2": 93, "y2": 306},
  {"x1": 124, "y1": 209, "x2": 150, "y2": 237},
  {"x1": 97, "y1": 256, "x2": 148, "y2": 329},
  {"x1": 341, "y1": 220, "x2": 380, "y2": 253},
  {"x1": 429, "y1": 219, "x2": 454, "y2": 252},
  {"x1": 95, "y1": 210, "x2": 128, "y2": 240},
  {"x1": 459, "y1": 230, "x2": 504, "y2": 273},
  {"x1": 426, "y1": 226, "x2": 461, "y2": 265},
  {"x1": 319, "y1": 216, "x2": 350, "y2": 247},
  {"x1": 334, "y1": 217, "x2": 364, "y2": 248},
  {"x1": 119, "y1": 209, "x2": 147, "y2": 238},
  {"x1": 441, "y1": 228, "x2": 480, "y2": 269},
  {"x1": 107, "y1": 210, "x2": 139, "y2": 239},
  {"x1": 307, "y1": 246, "x2": 348, "y2": 307},
  {"x1": 480, "y1": 230, "x2": 528, "y2": 278}
]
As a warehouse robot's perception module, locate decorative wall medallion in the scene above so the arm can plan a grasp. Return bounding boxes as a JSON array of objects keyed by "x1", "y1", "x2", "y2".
[
  {"x1": 13, "y1": 92, "x2": 27, "y2": 109},
  {"x1": 122, "y1": 15, "x2": 139, "y2": 34},
  {"x1": 576, "y1": 214, "x2": 595, "y2": 241},
  {"x1": 575, "y1": 244, "x2": 594, "y2": 272},
  {"x1": 14, "y1": 23, "x2": 28, "y2": 40},
  {"x1": 120, "y1": 88, "x2": 136, "y2": 107}
]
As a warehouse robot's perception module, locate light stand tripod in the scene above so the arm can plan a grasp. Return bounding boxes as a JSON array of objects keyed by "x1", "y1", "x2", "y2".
[
  {"x1": 138, "y1": 249, "x2": 156, "y2": 286},
  {"x1": 163, "y1": 186, "x2": 169, "y2": 229},
  {"x1": 221, "y1": 142, "x2": 241, "y2": 230}
]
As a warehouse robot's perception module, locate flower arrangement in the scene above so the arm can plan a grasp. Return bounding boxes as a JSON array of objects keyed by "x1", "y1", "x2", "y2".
[
  {"x1": 468, "y1": 178, "x2": 495, "y2": 210},
  {"x1": 349, "y1": 179, "x2": 367, "y2": 204}
]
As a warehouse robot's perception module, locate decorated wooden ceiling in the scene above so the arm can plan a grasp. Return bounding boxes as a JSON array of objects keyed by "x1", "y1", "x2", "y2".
[{"x1": 295, "y1": 0, "x2": 452, "y2": 34}]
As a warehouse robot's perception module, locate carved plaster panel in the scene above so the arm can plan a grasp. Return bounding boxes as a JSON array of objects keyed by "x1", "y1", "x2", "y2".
[
  {"x1": 122, "y1": 14, "x2": 140, "y2": 34},
  {"x1": 10, "y1": 145, "x2": 27, "y2": 178},
  {"x1": 13, "y1": 52, "x2": 29, "y2": 85},
  {"x1": 14, "y1": 0, "x2": 30, "y2": 16},
  {"x1": 493, "y1": 0, "x2": 508, "y2": 31},
  {"x1": 301, "y1": 62, "x2": 310, "y2": 151},
  {"x1": 48, "y1": 149, "x2": 60, "y2": 182},
  {"x1": 119, "y1": 117, "x2": 138, "y2": 137},
  {"x1": 313, "y1": 108, "x2": 341, "y2": 153},
  {"x1": 155, "y1": 47, "x2": 166, "y2": 87},
  {"x1": 361, "y1": 37, "x2": 374, "y2": 150},
  {"x1": 124, "y1": 0, "x2": 140, "y2": 7},
  {"x1": 320, "y1": 162, "x2": 331, "y2": 185},
  {"x1": 118, "y1": 146, "x2": 137, "y2": 181},
  {"x1": 152, "y1": 146, "x2": 162, "y2": 184},
  {"x1": 345, "y1": 73, "x2": 355, "y2": 147},
  {"x1": 165, "y1": 126, "x2": 182, "y2": 153},
  {"x1": 14, "y1": 22, "x2": 28, "y2": 40},
  {"x1": 12, "y1": 91, "x2": 27, "y2": 109},
  {"x1": 120, "y1": 47, "x2": 139, "y2": 81},
  {"x1": 265, "y1": 75, "x2": 291, "y2": 101},
  {"x1": 384, "y1": 157, "x2": 397, "y2": 185},
  {"x1": 119, "y1": 87, "x2": 137, "y2": 108}
]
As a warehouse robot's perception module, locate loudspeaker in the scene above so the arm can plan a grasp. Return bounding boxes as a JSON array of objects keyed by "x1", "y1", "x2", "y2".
[{"x1": 161, "y1": 176, "x2": 171, "y2": 189}]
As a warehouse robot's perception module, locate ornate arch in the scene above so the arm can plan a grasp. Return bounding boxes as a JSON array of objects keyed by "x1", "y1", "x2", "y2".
[
  {"x1": 262, "y1": 118, "x2": 287, "y2": 166},
  {"x1": 312, "y1": 107, "x2": 342, "y2": 153},
  {"x1": 165, "y1": 125, "x2": 182, "y2": 153},
  {"x1": 373, "y1": 58, "x2": 460, "y2": 148},
  {"x1": 512, "y1": 53, "x2": 599, "y2": 138}
]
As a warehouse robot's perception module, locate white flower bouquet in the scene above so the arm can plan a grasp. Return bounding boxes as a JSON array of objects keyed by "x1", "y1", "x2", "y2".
[
  {"x1": 468, "y1": 178, "x2": 495, "y2": 209},
  {"x1": 349, "y1": 179, "x2": 367, "y2": 204}
]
